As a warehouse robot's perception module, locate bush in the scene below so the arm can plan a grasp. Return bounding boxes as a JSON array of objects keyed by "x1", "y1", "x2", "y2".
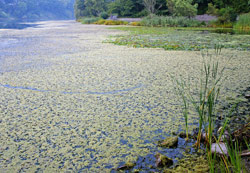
[
  {"x1": 140, "y1": 15, "x2": 202, "y2": 27},
  {"x1": 94, "y1": 19, "x2": 128, "y2": 25},
  {"x1": 208, "y1": 20, "x2": 233, "y2": 28},
  {"x1": 166, "y1": 0, "x2": 198, "y2": 17},
  {"x1": 218, "y1": 7, "x2": 237, "y2": 23},
  {"x1": 100, "y1": 12, "x2": 109, "y2": 19},
  {"x1": 79, "y1": 17, "x2": 101, "y2": 24},
  {"x1": 94, "y1": 19, "x2": 106, "y2": 25},
  {"x1": 130, "y1": 22, "x2": 141, "y2": 26},
  {"x1": 104, "y1": 20, "x2": 128, "y2": 25},
  {"x1": 206, "y1": 3, "x2": 219, "y2": 16},
  {"x1": 234, "y1": 13, "x2": 250, "y2": 34}
]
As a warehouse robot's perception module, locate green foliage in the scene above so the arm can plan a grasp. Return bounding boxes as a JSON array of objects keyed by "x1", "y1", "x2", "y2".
[
  {"x1": 140, "y1": 15, "x2": 202, "y2": 27},
  {"x1": 130, "y1": 22, "x2": 142, "y2": 26},
  {"x1": 79, "y1": 18, "x2": 129, "y2": 25},
  {"x1": 143, "y1": 0, "x2": 157, "y2": 14},
  {"x1": 95, "y1": 19, "x2": 128, "y2": 25},
  {"x1": 206, "y1": 3, "x2": 219, "y2": 16},
  {"x1": 85, "y1": 0, "x2": 107, "y2": 17},
  {"x1": 226, "y1": 140, "x2": 244, "y2": 172},
  {"x1": 108, "y1": 0, "x2": 145, "y2": 17},
  {"x1": 194, "y1": 0, "x2": 213, "y2": 15},
  {"x1": 74, "y1": 0, "x2": 249, "y2": 21},
  {"x1": 213, "y1": 0, "x2": 250, "y2": 14},
  {"x1": 75, "y1": 0, "x2": 109, "y2": 19},
  {"x1": 108, "y1": 26, "x2": 250, "y2": 51},
  {"x1": 100, "y1": 12, "x2": 109, "y2": 19},
  {"x1": 166, "y1": 0, "x2": 198, "y2": 17},
  {"x1": 218, "y1": 7, "x2": 237, "y2": 23},
  {"x1": 234, "y1": 13, "x2": 250, "y2": 35},
  {"x1": 79, "y1": 17, "x2": 101, "y2": 24}
]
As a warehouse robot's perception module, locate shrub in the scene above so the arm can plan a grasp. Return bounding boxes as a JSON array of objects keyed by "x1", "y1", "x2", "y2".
[
  {"x1": 208, "y1": 19, "x2": 233, "y2": 28},
  {"x1": 79, "y1": 17, "x2": 101, "y2": 24},
  {"x1": 93, "y1": 19, "x2": 128, "y2": 25},
  {"x1": 206, "y1": 3, "x2": 219, "y2": 16},
  {"x1": 140, "y1": 15, "x2": 202, "y2": 27},
  {"x1": 218, "y1": 7, "x2": 237, "y2": 23},
  {"x1": 234, "y1": 13, "x2": 250, "y2": 34},
  {"x1": 100, "y1": 12, "x2": 109, "y2": 19},
  {"x1": 104, "y1": 20, "x2": 128, "y2": 25},
  {"x1": 166, "y1": 0, "x2": 198, "y2": 17},
  {"x1": 130, "y1": 22, "x2": 141, "y2": 26},
  {"x1": 94, "y1": 19, "x2": 106, "y2": 25}
]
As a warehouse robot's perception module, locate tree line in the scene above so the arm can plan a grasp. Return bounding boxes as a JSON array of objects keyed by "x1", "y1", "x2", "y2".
[
  {"x1": 75, "y1": 0, "x2": 250, "y2": 21},
  {"x1": 0, "y1": 0, "x2": 75, "y2": 20}
]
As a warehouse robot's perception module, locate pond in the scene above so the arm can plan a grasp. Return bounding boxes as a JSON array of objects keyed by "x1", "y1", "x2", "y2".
[
  {"x1": 0, "y1": 21, "x2": 249, "y2": 172},
  {"x1": 0, "y1": 20, "x2": 39, "y2": 29}
]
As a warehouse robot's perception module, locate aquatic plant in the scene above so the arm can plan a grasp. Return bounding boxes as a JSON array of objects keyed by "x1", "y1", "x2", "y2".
[
  {"x1": 173, "y1": 46, "x2": 250, "y2": 172},
  {"x1": 94, "y1": 19, "x2": 128, "y2": 25},
  {"x1": 140, "y1": 15, "x2": 202, "y2": 27},
  {"x1": 172, "y1": 78, "x2": 190, "y2": 140},
  {"x1": 234, "y1": 13, "x2": 250, "y2": 35},
  {"x1": 79, "y1": 17, "x2": 101, "y2": 24},
  {"x1": 108, "y1": 26, "x2": 250, "y2": 51},
  {"x1": 173, "y1": 45, "x2": 227, "y2": 146}
]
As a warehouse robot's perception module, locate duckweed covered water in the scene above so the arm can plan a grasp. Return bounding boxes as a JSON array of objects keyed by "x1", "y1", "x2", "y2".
[{"x1": 0, "y1": 21, "x2": 249, "y2": 172}]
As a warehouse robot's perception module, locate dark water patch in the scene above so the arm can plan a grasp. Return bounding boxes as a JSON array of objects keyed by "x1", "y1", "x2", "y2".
[
  {"x1": 0, "y1": 21, "x2": 39, "y2": 30},
  {"x1": 211, "y1": 28, "x2": 235, "y2": 34}
]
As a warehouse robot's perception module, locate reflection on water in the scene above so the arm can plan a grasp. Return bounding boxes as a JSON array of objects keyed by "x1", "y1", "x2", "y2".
[{"x1": 0, "y1": 20, "x2": 38, "y2": 29}]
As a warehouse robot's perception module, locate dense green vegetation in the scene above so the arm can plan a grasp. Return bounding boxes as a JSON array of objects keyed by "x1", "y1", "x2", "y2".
[
  {"x1": 234, "y1": 13, "x2": 250, "y2": 34},
  {"x1": 0, "y1": 0, "x2": 74, "y2": 20},
  {"x1": 75, "y1": 0, "x2": 250, "y2": 20},
  {"x1": 107, "y1": 26, "x2": 250, "y2": 50}
]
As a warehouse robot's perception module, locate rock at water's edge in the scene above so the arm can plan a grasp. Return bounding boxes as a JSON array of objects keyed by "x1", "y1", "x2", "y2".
[
  {"x1": 158, "y1": 136, "x2": 178, "y2": 148},
  {"x1": 155, "y1": 153, "x2": 173, "y2": 168},
  {"x1": 211, "y1": 143, "x2": 228, "y2": 155}
]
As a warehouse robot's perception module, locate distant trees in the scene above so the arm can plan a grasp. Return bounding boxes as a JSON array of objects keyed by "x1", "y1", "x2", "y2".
[
  {"x1": 74, "y1": 0, "x2": 109, "y2": 18},
  {"x1": 74, "y1": 0, "x2": 250, "y2": 20},
  {"x1": 108, "y1": 0, "x2": 145, "y2": 17},
  {"x1": 166, "y1": 0, "x2": 198, "y2": 17},
  {"x1": 0, "y1": 0, "x2": 75, "y2": 20},
  {"x1": 143, "y1": 0, "x2": 158, "y2": 14}
]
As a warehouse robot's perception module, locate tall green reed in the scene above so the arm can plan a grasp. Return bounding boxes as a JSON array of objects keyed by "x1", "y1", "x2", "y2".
[
  {"x1": 173, "y1": 46, "x2": 247, "y2": 172},
  {"x1": 234, "y1": 13, "x2": 250, "y2": 35},
  {"x1": 173, "y1": 45, "x2": 227, "y2": 146}
]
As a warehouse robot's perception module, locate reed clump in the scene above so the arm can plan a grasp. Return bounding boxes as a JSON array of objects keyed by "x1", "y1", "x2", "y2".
[
  {"x1": 173, "y1": 46, "x2": 249, "y2": 172},
  {"x1": 234, "y1": 13, "x2": 250, "y2": 34}
]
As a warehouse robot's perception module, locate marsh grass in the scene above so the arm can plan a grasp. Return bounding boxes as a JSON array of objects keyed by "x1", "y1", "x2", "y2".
[
  {"x1": 173, "y1": 79, "x2": 190, "y2": 140},
  {"x1": 173, "y1": 45, "x2": 226, "y2": 146},
  {"x1": 108, "y1": 26, "x2": 250, "y2": 51},
  {"x1": 227, "y1": 140, "x2": 244, "y2": 172},
  {"x1": 234, "y1": 13, "x2": 250, "y2": 35},
  {"x1": 171, "y1": 45, "x2": 249, "y2": 172},
  {"x1": 78, "y1": 17, "x2": 101, "y2": 24},
  {"x1": 140, "y1": 15, "x2": 203, "y2": 27},
  {"x1": 173, "y1": 46, "x2": 249, "y2": 172}
]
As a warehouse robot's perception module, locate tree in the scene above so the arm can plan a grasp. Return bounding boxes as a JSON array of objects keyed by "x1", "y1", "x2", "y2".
[
  {"x1": 108, "y1": 0, "x2": 145, "y2": 17},
  {"x1": 193, "y1": 0, "x2": 212, "y2": 14},
  {"x1": 84, "y1": 0, "x2": 107, "y2": 17},
  {"x1": 143, "y1": 0, "x2": 161, "y2": 14},
  {"x1": 166, "y1": 0, "x2": 198, "y2": 17},
  {"x1": 213, "y1": 0, "x2": 250, "y2": 14}
]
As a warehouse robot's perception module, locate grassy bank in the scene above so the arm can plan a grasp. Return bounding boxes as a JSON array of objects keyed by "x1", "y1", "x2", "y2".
[{"x1": 107, "y1": 26, "x2": 250, "y2": 51}]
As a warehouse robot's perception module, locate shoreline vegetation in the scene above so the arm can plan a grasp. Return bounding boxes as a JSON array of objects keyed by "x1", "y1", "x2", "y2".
[
  {"x1": 108, "y1": 45, "x2": 250, "y2": 172},
  {"x1": 76, "y1": 13, "x2": 250, "y2": 172}
]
